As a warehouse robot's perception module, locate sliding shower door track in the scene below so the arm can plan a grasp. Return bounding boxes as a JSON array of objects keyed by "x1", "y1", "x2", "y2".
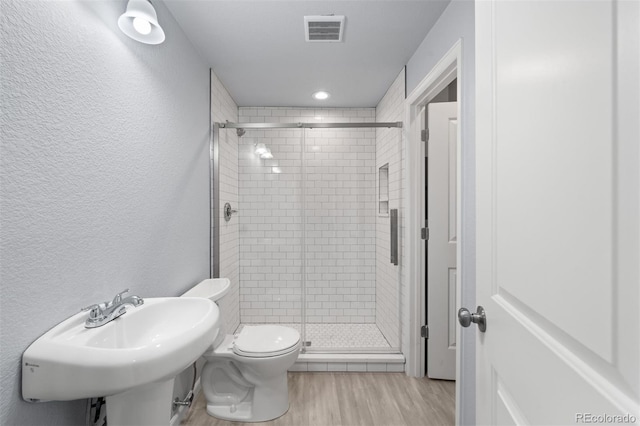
[{"x1": 217, "y1": 121, "x2": 403, "y2": 129}]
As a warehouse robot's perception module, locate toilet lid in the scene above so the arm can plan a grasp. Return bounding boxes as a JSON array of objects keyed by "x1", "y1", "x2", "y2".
[{"x1": 233, "y1": 325, "x2": 300, "y2": 357}]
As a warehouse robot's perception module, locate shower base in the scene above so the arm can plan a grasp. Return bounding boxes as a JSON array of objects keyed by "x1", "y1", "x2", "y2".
[{"x1": 236, "y1": 323, "x2": 405, "y2": 373}]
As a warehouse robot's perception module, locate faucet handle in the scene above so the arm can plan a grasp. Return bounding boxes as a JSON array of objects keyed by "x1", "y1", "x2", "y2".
[
  {"x1": 113, "y1": 289, "x2": 129, "y2": 304},
  {"x1": 81, "y1": 303, "x2": 99, "y2": 311},
  {"x1": 81, "y1": 304, "x2": 103, "y2": 319}
]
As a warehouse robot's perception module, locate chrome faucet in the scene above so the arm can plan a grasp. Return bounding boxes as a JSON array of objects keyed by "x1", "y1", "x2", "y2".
[{"x1": 82, "y1": 289, "x2": 144, "y2": 328}]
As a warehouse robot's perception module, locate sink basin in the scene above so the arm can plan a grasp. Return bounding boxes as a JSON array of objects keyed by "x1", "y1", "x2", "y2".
[
  {"x1": 181, "y1": 278, "x2": 230, "y2": 301},
  {"x1": 22, "y1": 297, "x2": 219, "y2": 402}
]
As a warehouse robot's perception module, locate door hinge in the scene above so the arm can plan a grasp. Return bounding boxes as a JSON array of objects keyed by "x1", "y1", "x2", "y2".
[
  {"x1": 421, "y1": 325, "x2": 429, "y2": 339},
  {"x1": 421, "y1": 227, "x2": 429, "y2": 240},
  {"x1": 421, "y1": 129, "x2": 429, "y2": 142}
]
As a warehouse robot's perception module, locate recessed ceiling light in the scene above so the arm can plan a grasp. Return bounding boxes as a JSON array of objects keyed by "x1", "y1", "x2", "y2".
[{"x1": 312, "y1": 91, "x2": 330, "y2": 100}]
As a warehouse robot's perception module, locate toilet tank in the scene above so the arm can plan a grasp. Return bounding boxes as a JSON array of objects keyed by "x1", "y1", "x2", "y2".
[
  {"x1": 181, "y1": 278, "x2": 231, "y2": 302},
  {"x1": 181, "y1": 278, "x2": 231, "y2": 349}
]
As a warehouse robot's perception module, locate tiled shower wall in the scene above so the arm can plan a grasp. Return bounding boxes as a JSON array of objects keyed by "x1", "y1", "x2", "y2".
[
  {"x1": 211, "y1": 70, "x2": 240, "y2": 333},
  {"x1": 236, "y1": 124, "x2": 303, "y2": 324},
  {"x1": 375, "y1": 70, "x2": 405, "y2": 349},
  {"x1": 237, "y1": 107, "x2": 377, "y2": 324}
]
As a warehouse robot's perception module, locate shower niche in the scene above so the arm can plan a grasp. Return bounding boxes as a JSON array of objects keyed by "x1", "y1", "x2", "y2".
[{"x1": 378, "y1": 163, "x2": 389, "y2": 216}]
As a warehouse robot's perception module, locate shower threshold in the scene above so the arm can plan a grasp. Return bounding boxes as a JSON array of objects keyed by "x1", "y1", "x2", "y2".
[{"x1": 236, "y1": 323, "x2": 405, "y2": 373}]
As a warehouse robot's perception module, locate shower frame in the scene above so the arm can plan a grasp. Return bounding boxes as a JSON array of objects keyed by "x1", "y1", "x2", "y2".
[{"x1": 210, "y1": 120, "x2": 403, "y2": 353}]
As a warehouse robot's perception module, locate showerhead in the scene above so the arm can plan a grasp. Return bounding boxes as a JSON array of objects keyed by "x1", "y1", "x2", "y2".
[{"x1": 236, "y1": 128, "x2": 246, "y2": 137}]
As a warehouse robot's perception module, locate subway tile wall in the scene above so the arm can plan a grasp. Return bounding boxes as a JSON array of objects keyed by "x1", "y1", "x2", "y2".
[
  {"x1": 236, "y1": 125, "x2": 304, "y2": 324},
  {"x1": 375, "y1": 70, "x2": 406, "y2": 349},
  {"x1": 211, "y1": 71, "x2": 240, "y2": 333},
  {"x1": 236, "y1": 107, "x2": 378, "y2": 324}
]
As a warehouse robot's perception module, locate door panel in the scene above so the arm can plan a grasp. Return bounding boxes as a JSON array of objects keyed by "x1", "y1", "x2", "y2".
[
  {"x1": 476, "y1": 0, "x2": 639, "y2": 423},
  {"x1": 448, "y1": 268, "x2": 456, "y2": 348},
  {"x1": 494, "y1": 0, "x2": 613, "y2": 360},
  {"x1": 427, "y1": 101, "x2": 458, "y2": 380}
]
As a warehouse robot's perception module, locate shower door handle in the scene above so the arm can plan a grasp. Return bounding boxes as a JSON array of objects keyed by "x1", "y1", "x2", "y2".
[{"x1": 390, "y1": 209, "x2": 398, "y2": 265}]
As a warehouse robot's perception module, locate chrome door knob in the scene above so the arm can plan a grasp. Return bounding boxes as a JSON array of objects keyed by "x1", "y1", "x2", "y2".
[{"x1": 458, "y1": 306, "x2": 487, "y2": 332}]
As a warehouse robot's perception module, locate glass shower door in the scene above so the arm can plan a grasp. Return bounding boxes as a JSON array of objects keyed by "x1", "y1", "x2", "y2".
[
  {"x1": 228, "y1": 119, "x2": 403, "y2": 354},
  {"x1": 302, "y1": 125, "x2": 402, "y2": 353},
  {"x1": 235, "y1": 127, "x2": 304, "y2": 339}
]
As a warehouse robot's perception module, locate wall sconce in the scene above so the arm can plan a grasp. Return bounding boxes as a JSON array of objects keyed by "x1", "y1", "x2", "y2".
[{"x1": 118, "y1": 0, "x2": 165, "y2": 45}]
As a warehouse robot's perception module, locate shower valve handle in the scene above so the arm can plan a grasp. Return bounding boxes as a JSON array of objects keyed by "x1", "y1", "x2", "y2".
[{"x1": 224, "y1": 203, "x2": 238, "y2": 222}]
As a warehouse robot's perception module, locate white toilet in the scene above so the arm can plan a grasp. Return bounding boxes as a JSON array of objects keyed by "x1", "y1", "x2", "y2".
[{"x1": 182, "y1": 279, "x2": 301, "y2": 422}]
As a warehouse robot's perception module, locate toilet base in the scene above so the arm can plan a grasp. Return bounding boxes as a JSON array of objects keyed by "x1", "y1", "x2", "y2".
[
  {"x1": 206, "y1": 401, "x2": 290, "y2": 423},
  {"x1": 205, "y1": 373, "x2": 290, "y2": 422}
]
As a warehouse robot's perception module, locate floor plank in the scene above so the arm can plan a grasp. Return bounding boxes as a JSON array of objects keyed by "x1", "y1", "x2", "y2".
[{"x1": 181, "y1": 372, "x2": 455, "y2": 426}]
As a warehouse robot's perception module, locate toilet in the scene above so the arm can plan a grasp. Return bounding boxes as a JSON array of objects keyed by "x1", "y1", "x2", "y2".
[{"x1": 182, "y1": 279, "x2": 301, "y2": 422}]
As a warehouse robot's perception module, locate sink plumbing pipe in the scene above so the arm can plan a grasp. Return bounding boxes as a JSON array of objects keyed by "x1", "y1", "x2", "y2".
[
  {"x1": 173, "y1": 363, "x2": 197, "y2": 408},
  {"x1": 86, "y1": 364, "x2": 197, "y2": 425}
]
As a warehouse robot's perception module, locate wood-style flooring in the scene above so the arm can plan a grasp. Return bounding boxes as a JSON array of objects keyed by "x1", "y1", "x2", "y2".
[{"x1": 181, "y1": 372, "x2": 455, "y2": 426}]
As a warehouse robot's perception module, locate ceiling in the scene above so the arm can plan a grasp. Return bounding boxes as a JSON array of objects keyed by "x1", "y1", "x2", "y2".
[{"x1": 163, "y1": 1, "x2": 450, "y2": 108}]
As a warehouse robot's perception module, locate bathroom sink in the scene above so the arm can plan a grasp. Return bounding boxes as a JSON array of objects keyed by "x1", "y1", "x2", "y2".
[
  {"x1": 22, "y1": 297, "x2": 220, "y2": 402},
  {"x1": 181, "y1": 278, "x2": 230, "y2": 301}
]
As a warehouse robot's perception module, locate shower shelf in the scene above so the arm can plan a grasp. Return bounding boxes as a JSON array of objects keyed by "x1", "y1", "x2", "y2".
[{"x1": 379, "y1": 164, "x2": 389, "y2": 216}]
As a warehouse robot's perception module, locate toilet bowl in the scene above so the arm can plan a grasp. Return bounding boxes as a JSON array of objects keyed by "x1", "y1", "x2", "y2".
[
  {"x1": 202, "y1": 325, "x2": 300, "y2": 422},
  {"x1": 182, "y1": 279, "x2": 300, "y2": 422}
]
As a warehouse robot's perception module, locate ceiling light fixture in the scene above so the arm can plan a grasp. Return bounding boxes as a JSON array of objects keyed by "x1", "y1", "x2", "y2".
[
  {"x1": 118, "y1": 0, "x2": 165, "y2": 45},
  {"x1": 312, "y1": 91, "x2": 330, "y2": 100}
]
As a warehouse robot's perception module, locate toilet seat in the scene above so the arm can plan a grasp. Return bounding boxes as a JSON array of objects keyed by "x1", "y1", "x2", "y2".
[{"x1": 233, "y1": 325, "x2": 300, "y2": 358}]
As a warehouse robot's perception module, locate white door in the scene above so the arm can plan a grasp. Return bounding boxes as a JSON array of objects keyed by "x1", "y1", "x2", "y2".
[
  {"x1": 427, "y1": 102, "x2": 458, "y2": 380},
  {"x1": 474, "y1": 0, "x2": 639, "y2": 424}
]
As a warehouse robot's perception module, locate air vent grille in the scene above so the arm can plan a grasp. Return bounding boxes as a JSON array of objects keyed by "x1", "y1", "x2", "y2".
[{"x1": 304, "y1": 16, "x2": 345, "y2": 42}]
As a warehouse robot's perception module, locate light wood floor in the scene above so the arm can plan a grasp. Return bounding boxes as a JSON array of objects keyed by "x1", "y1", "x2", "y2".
[{"x1": 181, "y1": 372, "x2": 455, "y2": 426}]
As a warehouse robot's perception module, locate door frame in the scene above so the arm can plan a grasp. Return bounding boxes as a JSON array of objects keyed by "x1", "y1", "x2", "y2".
[{"x1": 405, "y1": 40, "x2": 464, "y2": 420}]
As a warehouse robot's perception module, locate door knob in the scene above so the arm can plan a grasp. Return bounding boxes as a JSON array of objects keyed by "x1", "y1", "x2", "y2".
[{"x1": 458, "y1": 306, "x2": 487, "y2": 332}]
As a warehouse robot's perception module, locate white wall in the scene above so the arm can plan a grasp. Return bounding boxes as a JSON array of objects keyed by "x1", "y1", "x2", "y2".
[
  {"x1": 375, "y1": 69, "x2": 405, "y2": 349},
  {"x1": 405, "y1": 1, "x2": 475, "y2": 424},
  {"x1": 0, "y1": 1, "x2": 210, "y2": 424}
]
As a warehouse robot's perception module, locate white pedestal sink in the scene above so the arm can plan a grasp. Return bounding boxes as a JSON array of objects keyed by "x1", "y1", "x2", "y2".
[{"x1": 22, "y1": 297, "x2": 220, "y2": 425}]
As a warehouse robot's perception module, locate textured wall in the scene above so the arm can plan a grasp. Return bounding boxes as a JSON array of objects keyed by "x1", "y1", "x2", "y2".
[
  {"x1": 405, "y1": 0, "x2": 476, "y2": 424},
  {"x1": 237, "y1": 107, "x2": 376, "y2": 325},
  {"x1": 0, "y1": 1, "x2": 209, "y2": 424},
  {"x1": 211, "y1": 70, "x2": 240, "y2": 333},
  {"x1": 375, "y1": 69, "x2": 405, "y2": 349}
]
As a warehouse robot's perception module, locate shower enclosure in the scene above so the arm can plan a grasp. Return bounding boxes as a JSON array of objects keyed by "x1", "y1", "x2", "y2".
[{"x1": 212, "y1": 108, "x2": 403, "y2": 355}]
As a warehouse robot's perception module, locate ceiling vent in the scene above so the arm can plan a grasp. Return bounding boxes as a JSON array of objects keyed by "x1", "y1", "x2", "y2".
[{"x1": 304, "y1": 15, "x2": 345, "y2": 42}]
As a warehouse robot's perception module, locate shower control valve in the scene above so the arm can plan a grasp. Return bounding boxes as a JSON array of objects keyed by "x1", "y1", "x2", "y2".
[{"x1": 224, "y1": 203, "x2": 238, "y2": 222}]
